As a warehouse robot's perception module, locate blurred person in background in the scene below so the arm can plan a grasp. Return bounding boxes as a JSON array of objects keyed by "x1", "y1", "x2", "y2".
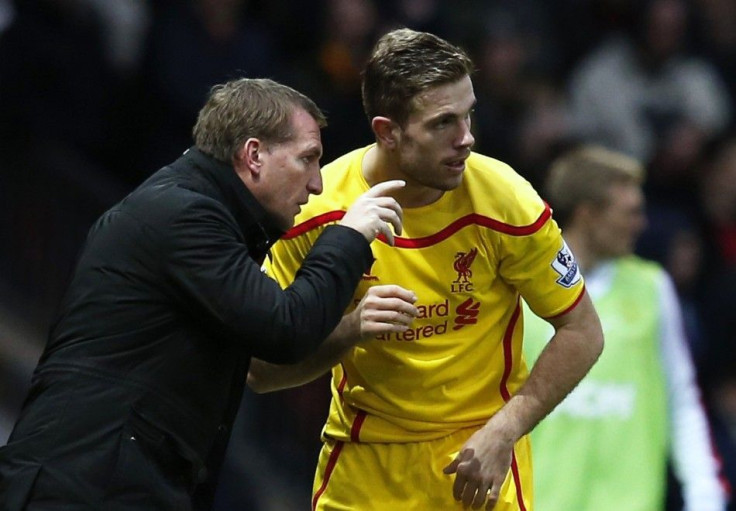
[
  {"x1": 523, "y1": 145, "x2": 729, "y2": 511},
  {"x1": 2, "y1": 1, "x2": 735, "y2": 509},
  {"x1": 284, "y1": 0, "x2": 384, "y2": 164},
  {"x1": 470, "y1": 5, "x2": 572, "y2": 192},
  {"x1": 567, "y1": 0, "x2": 731, "y2": 211},
  {"x1": 0, "y1": 0, "x2": 118, "y2": 171},
  {"x1": 697, "y1": 137, "x2": 736, "y2": 507},
  {"x1": 248, "y1": 28, "x2": 603, "y2": 510},
  {"x1": 553, "y1": 0, "x2": 640, "y2": 77},
  {"x1": 699, "y1": 260, "x2": 736, "y2": 511},
  {"x1": 635, "y1": 204, "x2": 708, "y2": 366},
  {"x1": 699, "y1": 137, "x2": 736, "y2": 270},
  {"x1": 0, "y1": 0, "x2": 133, "y2": 327},
  {"x1": 135, "y1": 0, "x2": 284, "y2": 179},
  {"x1": 0, "y1": 77, "x2": 414, "y2": 511},
  {"x1": 691, "y1": 0, "x2": 736, "y2": 124}
]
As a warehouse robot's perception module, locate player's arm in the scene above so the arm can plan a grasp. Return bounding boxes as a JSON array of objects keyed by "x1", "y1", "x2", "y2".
[
  {"x1": 505, "y1": 290, "x2": 603, "y2": 433},
  {"x1": 658, "y1": 274, "x2": 729, "y2": 509},
  {"x1": 247, "y1": 284, "x2": 418, "y2": 393},
  {"x1": 444, "y1": 291, "x2": 603, "y2": 510}
]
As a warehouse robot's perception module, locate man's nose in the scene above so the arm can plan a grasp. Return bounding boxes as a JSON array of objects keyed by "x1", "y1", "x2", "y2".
[
  {"x1": 458, "y1": 120, "x2": 475, "y2": 148},
  {"x1": 307, "y1": 169, "x2": 323, "y2": 195}
]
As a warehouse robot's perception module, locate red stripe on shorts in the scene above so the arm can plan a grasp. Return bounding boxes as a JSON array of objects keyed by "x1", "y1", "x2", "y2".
[
  {"x1": 510, "y1": 450, "x2": 528, "y2": 510},
  {"x1": 312, "y1": 440, "x2": 345, "y2": 511},
  {"x1": 350, "y1": 409, "x2": 367, "y2": 442}
]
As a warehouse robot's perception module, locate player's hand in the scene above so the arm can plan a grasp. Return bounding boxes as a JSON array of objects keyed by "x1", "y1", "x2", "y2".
[
  {"x1": 348, "y1": 285, "x2": 419, "y2": 341},
  {"x1": 340, "y1": 180, "x2": 405, "y2": 245},
  {"x1": 442, "y1": 425, "x2": 515, "y2": 510}
]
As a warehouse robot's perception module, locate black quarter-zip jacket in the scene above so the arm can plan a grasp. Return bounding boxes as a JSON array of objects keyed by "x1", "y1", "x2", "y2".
[{"x1": 0, "y1": 148, "x2": 372, "y2": 510}]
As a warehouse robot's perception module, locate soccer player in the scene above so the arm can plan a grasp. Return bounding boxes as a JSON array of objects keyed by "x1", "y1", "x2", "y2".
[
  {"x1": 248, "y1": 29, "x2": 604, "y2": 510},
  {"x1": 523, "y1": 145, "x2": 730, "y2": 511}
]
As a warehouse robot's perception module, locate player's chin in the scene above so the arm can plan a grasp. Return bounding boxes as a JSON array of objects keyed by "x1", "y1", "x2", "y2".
[
  {"x1": 276, "y1": 212, "x2": 296, "y2": 231},
  {"x1": 441, "y1": 172, "x2": 464, "y2": 190}
]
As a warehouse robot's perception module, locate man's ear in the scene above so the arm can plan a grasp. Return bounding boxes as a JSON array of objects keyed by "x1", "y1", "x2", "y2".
[
  {"x1": 234, "y1": 138, "x2": 263, "y2": 176},
  {"x1": 372, "y1": 117, "x2": 399, "y2": 149}
]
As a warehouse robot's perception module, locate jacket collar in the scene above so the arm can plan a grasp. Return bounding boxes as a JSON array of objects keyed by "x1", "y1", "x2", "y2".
[{"x1": 181, "y1": 147, "x2": 285, "y2": 259}]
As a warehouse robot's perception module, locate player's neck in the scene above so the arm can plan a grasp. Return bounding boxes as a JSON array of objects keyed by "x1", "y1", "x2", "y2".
[{"x1": 362, "y1": 145, "x2": 445, "y2": 208}]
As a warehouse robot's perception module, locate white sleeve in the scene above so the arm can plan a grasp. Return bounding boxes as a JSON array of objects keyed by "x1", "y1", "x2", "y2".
[{"x1": 659, "y1": 272, "x2": 729, "y2": 511}]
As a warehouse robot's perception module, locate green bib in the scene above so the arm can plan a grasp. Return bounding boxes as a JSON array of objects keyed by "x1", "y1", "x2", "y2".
[{"x1": 523, "y1": 256, "x2": 669, "y2": 510}]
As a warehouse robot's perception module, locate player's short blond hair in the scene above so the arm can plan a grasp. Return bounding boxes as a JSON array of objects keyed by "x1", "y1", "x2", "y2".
[{"x1": 546, "y1": 145, "x2": 644, "y2": 227}]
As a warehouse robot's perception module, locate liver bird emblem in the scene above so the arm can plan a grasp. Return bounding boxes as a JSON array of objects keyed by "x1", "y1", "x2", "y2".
[{"x1": 453, "y1": 248, "x2": 478, "y2": 283}]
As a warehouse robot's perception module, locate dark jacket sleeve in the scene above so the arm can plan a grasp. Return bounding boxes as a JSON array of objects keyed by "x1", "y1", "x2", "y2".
[{"x1": 162, "y1": 197, "x2": 372, "y2": 363}]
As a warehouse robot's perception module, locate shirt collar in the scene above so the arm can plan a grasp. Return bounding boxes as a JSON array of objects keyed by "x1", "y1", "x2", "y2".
[{"x1": 181, "y1": 147, "x2": 285, "y2": 258}]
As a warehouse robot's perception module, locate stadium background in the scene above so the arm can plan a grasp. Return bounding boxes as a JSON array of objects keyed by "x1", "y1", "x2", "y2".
[{"x1": 0, "y1": 0, "x2": 734, "y2": 508}]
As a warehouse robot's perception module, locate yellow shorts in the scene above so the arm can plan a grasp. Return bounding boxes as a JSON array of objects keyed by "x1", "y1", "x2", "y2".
[{"x1": 311, "y1": 428, "x2": 533, "y2": 510}]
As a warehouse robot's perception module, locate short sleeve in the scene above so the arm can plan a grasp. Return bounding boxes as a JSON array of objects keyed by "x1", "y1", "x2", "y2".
[{"x1": 499, "y1": 216, "x2": 585, "y2": 319}]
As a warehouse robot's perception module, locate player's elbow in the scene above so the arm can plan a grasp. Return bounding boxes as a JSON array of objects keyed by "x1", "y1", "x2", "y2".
[
  {"x1": 555, "y1": 292, "x2": 605, "y2": 369},
  {"x1": 583, "y1": 310, "x2": 605, "y2": 367}
]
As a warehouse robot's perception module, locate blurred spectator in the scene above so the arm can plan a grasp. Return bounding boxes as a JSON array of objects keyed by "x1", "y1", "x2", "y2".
[
  {"x1": 136, "y1": 0, "x2": 283, "y2": 178},
  {"x1": 0, "y1": 0, "x2": 13, "y2": 34},
  {"x1": 1, "y1": 1, "x2": 736, "y2": 508},
  {"x1": 711, "y1": 376, "x2": 736, "y2": 507},
  {"x1": 568, "y1": 0, "x2": 731, "y2": 208},
  {"x1": 699, "y1": 265, "x2": 736, "y2": 511},
  {"x1": 471, "y1": 3, "x2": 573, "y2": 190},
  {"x1": 692, "y1": 0, "x2": 736, "y2": 127},
  {"x1": 0, "y1": 0, "x2": 119, "y2": 167},
  {"x1": 636, "y1": 205, "x2": 708, "y2": 362},
  {"x1": 388, "y1": 0, "x2": 446, "y2": 34},
  {"x1": 698, "y1": 136, "x2": 736, "y2": 406},
  {"x1": 514, "y1": 80, "x2": 574, "y2": 190},
  {"x1": 524, "y1": 145, "x2": 729, "y2": 511},
  {"x1": 386, "y1": 0, "x2": 457, "y2": 35},
  {"x1": 82, "y1": 0, "x2": 151, "y2": 76},
  {"x1": 0, "y1": 0, "x2": 131, "y2": 318},
  {"x1": 553, "y1": 0, "x2": 639, "y2": 76},
  {"x1": 471, "y1": 15, "x2": 531, "y2": 168},
  {"x1": 285, "y1": 0, "x2": 382, "y2": 163},
  {"x1": 700, "y1": 137, "x2": 736, "y2": 268}
]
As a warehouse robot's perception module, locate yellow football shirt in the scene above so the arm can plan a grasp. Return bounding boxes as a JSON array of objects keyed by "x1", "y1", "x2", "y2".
[{"x1": 266, "y1": 145, "x2": 584, "y2": 443}]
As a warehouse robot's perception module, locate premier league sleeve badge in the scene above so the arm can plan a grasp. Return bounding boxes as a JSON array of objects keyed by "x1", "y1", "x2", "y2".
[{"x1": 552, "y1": 240, "x2": 582, "y2": 288}]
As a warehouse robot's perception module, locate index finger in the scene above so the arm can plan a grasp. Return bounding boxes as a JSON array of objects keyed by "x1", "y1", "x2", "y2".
[
  {"x1": 362, "y1": 179, "x2": 406, "y2": 198},
  {"x1": 367, "y1": 285, "x2": 418, "y2": 302}
]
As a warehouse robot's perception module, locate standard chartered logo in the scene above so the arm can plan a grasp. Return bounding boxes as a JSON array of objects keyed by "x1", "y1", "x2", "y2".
[
  {"x1": 374, "y1": 298, "x2": 483, "y2": 342},
  {"x1": 375, "y1": 299, "x2": 450, "y2": 341},
  {"x1": 550, "y1": 381, "x2": 637, "y2": 420}
]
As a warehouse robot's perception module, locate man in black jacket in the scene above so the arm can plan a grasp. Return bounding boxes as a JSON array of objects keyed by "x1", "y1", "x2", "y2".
[{"x1": 0, "y1": 78, "x2": 419, "y2": 510}]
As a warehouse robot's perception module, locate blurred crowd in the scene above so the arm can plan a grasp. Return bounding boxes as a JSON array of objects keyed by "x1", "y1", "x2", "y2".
[{"x1": 0, "y1": 0, "x2": 734, "y2": 509}]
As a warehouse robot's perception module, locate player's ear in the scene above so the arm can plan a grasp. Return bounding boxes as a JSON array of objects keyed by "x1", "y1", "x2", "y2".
[
  {"x1": 372, "y1": 116, "x2": 399, "y2": 149},
  {"x1": 236, "y1": 138, "x2": 264, "y2": 175}
]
